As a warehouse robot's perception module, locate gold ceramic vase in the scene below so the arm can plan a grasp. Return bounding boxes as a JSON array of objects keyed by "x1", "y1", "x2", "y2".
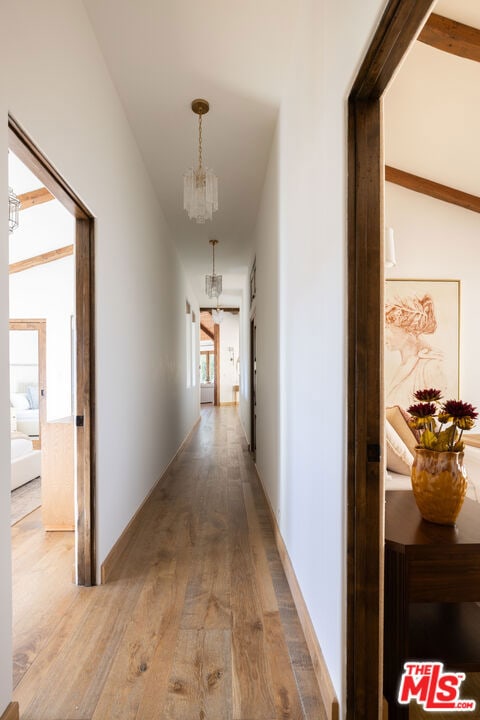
[{"x1": 411, "y1": 448, "x2": 468, "y2": 525}]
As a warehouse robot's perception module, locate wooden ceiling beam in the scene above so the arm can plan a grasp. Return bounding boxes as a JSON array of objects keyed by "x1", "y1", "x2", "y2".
[
  {"x1": 9, "y1": 245, "x2": 74, "y2": 275},
  {"x1": 385, "y1": 165, "x2": 480, "y2": 214},
  {"x1": 418, "y1": 13, "x2": 480, "y2": 63},
  {"x1": 200, "y1": 323, "x2": 214, "y2": 340},
  {"x1": 18, "y1": 187, "x2": 55, "y2": 211}
]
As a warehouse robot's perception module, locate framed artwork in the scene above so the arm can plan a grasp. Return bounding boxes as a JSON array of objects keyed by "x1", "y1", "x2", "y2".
[{"x1": 385, "y1": 279, "x2": 460, "y2": 409}]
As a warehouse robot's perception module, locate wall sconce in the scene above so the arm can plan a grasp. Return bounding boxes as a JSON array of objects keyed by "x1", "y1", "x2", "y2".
[
  {"x1": 385, "y1": 227, "x2": 396, "y2": 268},
  {"x1": 9, "y1": 186, "x2": 20, "y2": 233}
]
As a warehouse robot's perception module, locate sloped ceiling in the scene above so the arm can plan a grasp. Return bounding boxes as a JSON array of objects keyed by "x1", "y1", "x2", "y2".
[
  {"x1": 82, "y1": 0, "x2": 300, "y2": 306},
  {"x1": 385, "y1": 0, "x2": 480, "y2": 197}
]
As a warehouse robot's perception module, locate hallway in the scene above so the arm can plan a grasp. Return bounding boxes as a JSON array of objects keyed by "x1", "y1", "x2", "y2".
[{"x1": 13, "y1": 407, "x2": 326, "y2": 720}]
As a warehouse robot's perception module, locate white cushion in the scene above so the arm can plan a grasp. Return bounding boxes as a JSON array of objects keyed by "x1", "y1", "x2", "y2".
[
  {"x1": 386, "y1": 419, "x2": 414, "y2": 475},
  {"x1": 386, "y1": 405, "x2": 418, "y2": 456},
  {"x1": 10, "y1": 393, "x2": 30, "y2": 410},
  {"x1": 26, "y1": 385, "x2": 39, "y2": 410}
]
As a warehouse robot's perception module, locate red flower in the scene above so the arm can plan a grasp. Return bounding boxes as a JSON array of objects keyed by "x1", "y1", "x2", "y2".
[
  {"x1": 407, "y1": 402, "x2": 437, "y2": 418},
  {"x1": 414, "y1": 388, "x2": 442, "y2": 402},
  {"x1": 442, "y1": 400, "x2": 478, "y2": 421},
  {"x1": 407, "y1": 389, "x2": 477, "y2": 451}
]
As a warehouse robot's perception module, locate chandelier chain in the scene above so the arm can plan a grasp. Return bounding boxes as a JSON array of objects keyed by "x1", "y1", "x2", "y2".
[{"x1": 198, "y1": 113, "x2": 203, "y2": 171}]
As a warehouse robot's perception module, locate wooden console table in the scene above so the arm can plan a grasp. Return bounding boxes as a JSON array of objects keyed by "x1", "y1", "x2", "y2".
[
  {"x1": 384, "y1": 491, "x2": 480, "y2": 719},
  {"x1": 41, "y1": 416, "x2": 74, "y2": 531}
]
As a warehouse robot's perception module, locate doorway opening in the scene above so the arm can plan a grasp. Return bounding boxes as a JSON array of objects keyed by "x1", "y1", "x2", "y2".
[
  {"x1": 200, "y1": 309, "x2": 218, "y2": 405},
  {"x1": 200, "y1": 308, "x2": 240, "y2": 409},
  {"x1": 347, "y1": 0, "x2": 435, "y2": 716},
  {"x1": 250, "y1": 314, "x2": 256, "y2": 459},
  {"x1": 8, "y1": 116, "x2": 95, "y2": 587},
  {"x1": 9, "y1": 320, "x2": 46, "y2": 451},
  {"x1": 9, "y1": 321, "x2": 46, "y2": 530}
]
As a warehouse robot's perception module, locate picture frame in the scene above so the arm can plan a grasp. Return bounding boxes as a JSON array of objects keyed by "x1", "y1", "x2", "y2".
[{"x1": 385, "y1": 279, "x2": 460, "y2": 409}]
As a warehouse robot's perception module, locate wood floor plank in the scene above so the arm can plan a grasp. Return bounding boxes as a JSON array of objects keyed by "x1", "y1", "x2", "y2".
[
  {"x1": 16, "y1": 470, "x2": 184, "y2": 719},
  {"x1": 181, "y1": 467, "x2": 231, "y2": 631},
  {"x1": 11, "y1": 407, "x2": 325, "y2": 720},
  {"x1": 242, "y1": 484, "x2": 304, "y2": 719},
  {"x1": 13, "y1": 587, "x2": 94, "y2": 714},
  {"x1": 91, "y1": 553, "x2": 190, "y2": 720},
  {"x1": 242, "y1": 482, "x2": 279, "y2": 614},
  {"x1": 263, "y1": 610, "x2": 305, "y2": 720},
  {"x1": 229, "y1": 482, "x2": 278, "y2": 719},
  {"x1": 12, "y1": 511, "x2": 77, "y2": 687},
  {"x1": 162, "y1": 630, "x2": 232, "y2": 720}
]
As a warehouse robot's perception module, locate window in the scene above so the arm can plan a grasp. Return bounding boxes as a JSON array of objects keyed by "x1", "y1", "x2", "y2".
[{"x1": 200, "y1": 351, "x2": 215, "y2": 383}]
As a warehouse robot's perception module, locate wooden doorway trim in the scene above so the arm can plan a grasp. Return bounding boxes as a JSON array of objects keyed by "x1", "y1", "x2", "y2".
[
  {"x1": 214, "y1": 322, "x2": 220, "y2": 406},
  {"x1": 347, "y1": 1, "x2": 435, "y2": 716},
  {"x1": 250, "y1": 315, "x2": 256, "y2": 458},
  {"x1": 8, "y1": 116, "x2": 96, "y2": 587},
  {"x1": 9, "y1": 319, "x2": 46, "y2": 449}
]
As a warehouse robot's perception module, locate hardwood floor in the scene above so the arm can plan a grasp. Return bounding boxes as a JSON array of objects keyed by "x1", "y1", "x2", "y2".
[{"x1": 12, "y1": 406, "x2": 327, "y2": 720}]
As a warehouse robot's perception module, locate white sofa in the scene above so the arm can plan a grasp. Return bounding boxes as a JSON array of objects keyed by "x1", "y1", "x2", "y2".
[{"x1": 11, "y1": 433, "x2": 41, "y2": 491}]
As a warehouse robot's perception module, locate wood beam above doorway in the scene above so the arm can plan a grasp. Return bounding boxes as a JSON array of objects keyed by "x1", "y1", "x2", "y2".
[
  {"x1": 18, "y1": 187, "x2": 55, "y2": 210},
  {"x1": 419, "y1": 13, "x2": 480, "y2": 63},
  {"x1": 385, "y1": 165, "x2": 480, "y2": 214},
  {"x1": 9, "y1": 245, "x2": 74, "y2": 275}
]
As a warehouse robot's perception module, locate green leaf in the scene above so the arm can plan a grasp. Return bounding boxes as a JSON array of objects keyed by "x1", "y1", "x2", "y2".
[
  {"x1": 420, "y1": 429, "x2": 438, "y2": 450},
  {"x1": 435, "y1": 428, "x2": 454, "y2": 451}
]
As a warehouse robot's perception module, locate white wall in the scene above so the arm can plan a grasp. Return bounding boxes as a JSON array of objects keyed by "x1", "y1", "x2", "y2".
[
  {"x1": 0, "y1": 2, "x2": 199, "y2": 713},
  {"x1": 0, "y1": 92, "x2": 13, "y2": 717},
  {"x1": 385, "y1": 183, "x2": 480, "y2": 413},
  {"x1": 219, "y1": 313, "x2": 240, "y2": 405},
  {"x1": 251, "y1": 0, "x2": 387, "y2": 710}
]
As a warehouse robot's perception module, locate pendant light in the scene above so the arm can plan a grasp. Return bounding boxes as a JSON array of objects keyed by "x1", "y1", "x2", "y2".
[
  {"x1": 205, "y1": 239, "x2": 222, "y2": 298},
  {"x1": 184, "y1": 98, "x2": 218, "y2": 223}
]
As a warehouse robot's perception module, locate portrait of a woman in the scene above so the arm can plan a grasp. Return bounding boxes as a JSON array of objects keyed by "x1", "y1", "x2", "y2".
[{"x1": 385, "y1": 292, "x2": 448, "y2": 409}]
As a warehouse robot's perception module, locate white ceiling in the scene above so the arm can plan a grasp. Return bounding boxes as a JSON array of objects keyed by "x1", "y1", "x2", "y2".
[
  {"x1": 18, "y1": 0, "x2": 473, "y2": 306},
  {"x1": 434, "y1": 0, "x2": 480, "y2": 28},
  {"x1": 385, "y1": 0, "x2": 480, "y2": 197},
  {"x1": 82, "y1": 0, "x2": 300, "y2": 307}
]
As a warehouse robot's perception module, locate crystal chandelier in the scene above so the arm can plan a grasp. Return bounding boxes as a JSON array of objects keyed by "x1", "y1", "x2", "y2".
[
  {"x1": 9, "y1": 186, "x2": 20, "y2": 233},
  {"x1": 205, "y1": 239, "x2": 222, "y2": 298},
  {"x1": 212, "y1": 302, "x2": 224, "y2": 325},
  {"x1": 184, "y1": 99, "x2": 218, "y2": 224}
]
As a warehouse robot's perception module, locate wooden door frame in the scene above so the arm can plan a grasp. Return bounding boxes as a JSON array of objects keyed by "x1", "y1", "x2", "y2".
[
  {"x1": 347, "y1": 1, "x2": 435, "y2": 716},
  {"x1": 8, "y1": 115, "x2": 96, "y2": 587},
  {"x1": 9, "y1": 319, "x2": 47, "y2": 449},
  {"x1": 250, "y1": 314, "x2": 256, "y2": 458},
  {"x1": 214, "y1": 322, "x2": 220, "y2": 406}
]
